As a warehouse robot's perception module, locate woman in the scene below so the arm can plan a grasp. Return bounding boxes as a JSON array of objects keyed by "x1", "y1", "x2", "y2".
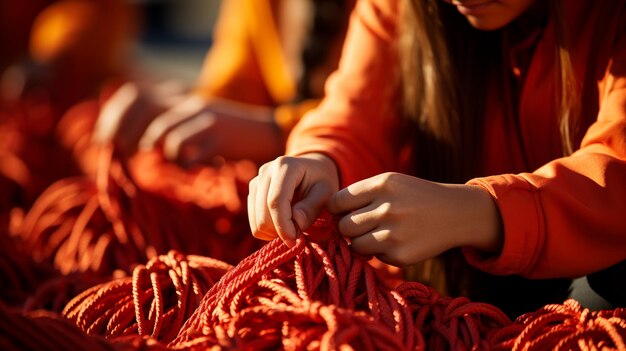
[{"x1": 248, "y1": 0, "x2": 626, "y2": 315}]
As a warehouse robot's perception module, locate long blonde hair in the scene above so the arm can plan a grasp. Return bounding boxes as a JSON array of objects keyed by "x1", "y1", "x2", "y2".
[
  {"x1": 399, "y1": 0, "x2": 579, "y2": 182},
  {"x1": 399, "y1": 0, "x2": 579, "y2": 299}
]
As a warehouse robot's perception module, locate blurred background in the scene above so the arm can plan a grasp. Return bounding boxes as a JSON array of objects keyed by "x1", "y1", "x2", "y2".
[{"x1": 133, "y1": 0, "x2": 221, "y2": 83}]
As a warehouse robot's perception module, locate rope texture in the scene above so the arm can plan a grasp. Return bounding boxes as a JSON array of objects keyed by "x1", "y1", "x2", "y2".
[
  {"x1": 63, "y1": 250, "x2": 232, "y2": 344},
  {"x1": 171, "y1": 217, "x2": 510, "y2": 350}
]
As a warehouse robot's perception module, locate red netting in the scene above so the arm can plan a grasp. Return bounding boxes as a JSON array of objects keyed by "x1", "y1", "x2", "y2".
[
  {"x1": 490, "y1": 299, "x2": 626, "y2": 351},
  {"x1": 170, "y1": 218, "x2": 510, "y2": 350},
  {"x1": 63, "y1": 250, "x2": 232, "y2": 343}
]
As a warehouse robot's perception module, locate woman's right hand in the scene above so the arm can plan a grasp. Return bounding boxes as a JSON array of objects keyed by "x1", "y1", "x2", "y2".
[
  {"x1": 92, "y1": 81, "x2": 187, "y2": 158},
  {"x1": 94, "y1": 81, "x2": 287, "y2": 166},
  {"x1": 248, "y1": 153, "x2": 340, "y2": 246}
]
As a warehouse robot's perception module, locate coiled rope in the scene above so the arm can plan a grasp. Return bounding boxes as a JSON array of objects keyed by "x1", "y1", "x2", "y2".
[
  {"x1": 17, "y1": 138, "x2": 262, "y2": 277},
  {"x1": 63, "y1": 250, "x2": 232, "y2": 343},
  {"x1": 490, "y1": 299, "x2": 626, "y2": 351},
  {"x1": 171, "y1": 218, "x2": 510, "y2": 350},
  {"x1": 397, "y1": 282, "x2": 512, "y2": 350}
]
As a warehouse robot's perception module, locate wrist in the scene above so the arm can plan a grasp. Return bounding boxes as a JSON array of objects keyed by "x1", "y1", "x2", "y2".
[{"x1": 464, "y1": 185, "x2": 504, "y2": 253}]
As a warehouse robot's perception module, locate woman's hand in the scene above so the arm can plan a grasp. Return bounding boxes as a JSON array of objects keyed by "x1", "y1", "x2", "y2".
[
  {"x1": 138, "y1": 98, "x2": 283, "y2": 166},
  {"x1": 327, "y1": 172, "x2": 503, "y2": 267},
  {"x1": 93, "y1": 82, "x2": 284, "y2": 166},
  {"x1": 248, "y1": 153, "x2": 340, "y2": 246},
  {"x1": 93, "y1": 81, "x2": 187, "y2": 157}
]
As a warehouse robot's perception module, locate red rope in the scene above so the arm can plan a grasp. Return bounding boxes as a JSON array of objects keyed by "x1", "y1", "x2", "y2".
[
  {"x1": 0, "y1": 302, "x2": 113, "y2": 351},
  {"x1": 397, "y1": 282, "x2": 511, "y2": 350},
  {"x1": 62, "y1": 250, "x2": 232, "y2": 344},
  {"x1": 22, "y1": 271, "x2": 112, "y2": 312},
  {"x1": 171, "y1": 217, "x2": 509, "y2": 350},
  {"x1": 490, "y1": 299, "x2": 626, "y2": 351},
  {"x1": 17, "y1": 174, "x2": 146, "y2": 276},
  {"x1": 16, "y1": 143, "x2": 263, "y2": 277}
]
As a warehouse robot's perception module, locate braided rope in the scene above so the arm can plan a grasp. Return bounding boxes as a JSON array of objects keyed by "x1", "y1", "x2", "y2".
[
  {"x1": 16, "y1": 143, "x2": 262, "y2": 277},
  {"x1": 397, "y1": 282, "x2": 511, "y2": 350},
  {"x1": 17, "y1": 175, "x2": 145, "y2": 276},
  {"x1": 171, "y1": 218, "x2": 510, "y2": 350},
  {"x1": 490, "y1": 299, "x2": 626, "y2": 351},
  {"x1": 62, "y1": 250, "x2": 232, "y2": 343}
]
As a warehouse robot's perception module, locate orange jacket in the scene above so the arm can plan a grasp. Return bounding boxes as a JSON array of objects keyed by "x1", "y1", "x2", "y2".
[
  {"x1": 287, "y1": 0, "x2": 626, "y2": 279},
  {"x1": 194, "y1": 0, "x2": 353, "y2": 133}
]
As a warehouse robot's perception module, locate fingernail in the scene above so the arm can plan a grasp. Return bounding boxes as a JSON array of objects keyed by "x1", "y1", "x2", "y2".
[{"x1": 284, "y1": 238, "x2": 296, "y2": 248}]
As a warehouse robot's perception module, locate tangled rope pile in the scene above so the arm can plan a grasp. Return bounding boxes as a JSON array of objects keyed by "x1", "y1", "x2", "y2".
[
  {"x1": 16, "y1": 143, "x2": 262, "y2": 276},
  {"x1": 123, "y1": 150, "x2": 262, "y2": 264},
  {"x1": 490, "y1": 299, "x2": 626, "y2": 351},
  {"x1": 397, "y1": 282, "x2": 512, "y2": 350},
  {"x1": 170, "y1": 218, "x2": 510, "y2": 350},
  {"x1": 63, "y1": 250, "x2": 232, "y2": 343},
  {"x1": 18, "y1": 175, "x2": 146, "y2": 275}
]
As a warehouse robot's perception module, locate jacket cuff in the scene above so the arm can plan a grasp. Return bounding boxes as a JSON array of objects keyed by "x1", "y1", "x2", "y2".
[{"x1": 463, "y1": 174, "x2": 546, "y2": 276}]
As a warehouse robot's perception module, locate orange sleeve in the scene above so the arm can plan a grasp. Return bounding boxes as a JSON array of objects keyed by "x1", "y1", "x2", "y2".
[
  {"x1": 465, "y1": 16, "x2": 626, "y2": 279},
  {"x1": 193, "y1": 0, "x2": 296, "y2": 107},
  {"x1": 286, "y1": 0, "x2": 406, "y2": 186},
  {"x1": 274, "y1": 99, "x2": 321, "y2": 137}
]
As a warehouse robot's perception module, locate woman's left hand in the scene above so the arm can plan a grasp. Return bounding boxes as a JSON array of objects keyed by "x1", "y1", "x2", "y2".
[{"x1": 327, "y1": 172, "x2": 503, "y2": 267}]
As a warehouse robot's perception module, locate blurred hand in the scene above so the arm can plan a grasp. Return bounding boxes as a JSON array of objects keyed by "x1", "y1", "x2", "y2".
[
  {"x1": 93, "y1": 81, "x2": 186, "y2": 157},
  {"x1": 138, "y1": 98, "x2": 283, "y2": 166},
  {"x1": 93, "y1": 82, "x2": 284, "y2": 166},
  {"x1": 327, "y1": 173, "x2": 503, "y2": 267},
  {"x1": 248, "y1": 153, "x2": 340, "y2": 246}
]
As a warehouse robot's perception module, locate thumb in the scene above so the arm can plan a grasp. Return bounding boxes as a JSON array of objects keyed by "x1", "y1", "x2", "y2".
[{"x1": 291, "y1": 182, "x2": 334, "y2": 233}]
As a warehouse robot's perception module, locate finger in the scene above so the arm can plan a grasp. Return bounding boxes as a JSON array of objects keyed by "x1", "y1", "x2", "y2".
[
  {"x1": 336, "y1": 202, "x2": 381, "y2": 238},
  {"x1": 138, "y1": 96, "x2": 205, "y2": 150},
  {"x1": 327, "y1": 180, "x2": 376, "y2": 214},
  {"x1": 291, "y1": 181, "x2": 333, "y2": 232},
  {"x1": 248, "y1": 176, "x2": 274, "y2": 241},
  {"x1": 92, "y1": 82, "x2": 139, "y2": 144},
  {"x1": 266, "y1": 158, "x2": 302, "y2": 246},
  {"x1": 254, "y1": 165, "x2": 284, "y2": 243},
  {"x1": 349, "y1": 228, "x2": 391, "y2": 256},
  {"x1": 148, "y1": 80, "x2": 188, "y2": 107},
  {"x1": 161, "y1": 111, "x2": 216, "y2": 165}
]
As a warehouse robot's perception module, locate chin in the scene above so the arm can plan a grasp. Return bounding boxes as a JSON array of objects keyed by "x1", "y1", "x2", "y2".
[{"x1": 465, "y1": 17, "x2": 511, "y2": 31}]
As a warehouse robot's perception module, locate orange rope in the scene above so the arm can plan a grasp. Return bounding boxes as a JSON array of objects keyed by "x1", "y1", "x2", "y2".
[
  {"x1": 171, "y1": 217, "x2": 509, "y2": 350},
  {"x1": 490, "y1": 299, "x2": 626, "y2": 351},
  {"x1": 17, "y1": 175, "x2": 145, "y2": 276},
  {"x1": 63, "y1": 250, "x2": 232, "y2": 344},
  {"x1": 16, "y1": 143, "x2": 262, "y2": 277}
]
